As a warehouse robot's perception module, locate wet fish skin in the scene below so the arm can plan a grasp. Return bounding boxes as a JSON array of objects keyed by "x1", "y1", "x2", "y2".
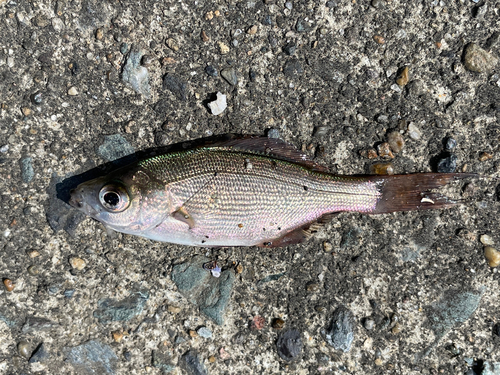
[{"x1": 69, "y1": 136, "x2": 472, "y2": 247}]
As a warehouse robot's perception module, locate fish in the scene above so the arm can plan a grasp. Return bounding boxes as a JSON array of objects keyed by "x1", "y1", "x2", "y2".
[{"x1": 69, "y1": 135, "x2": 474, "y2": 248}]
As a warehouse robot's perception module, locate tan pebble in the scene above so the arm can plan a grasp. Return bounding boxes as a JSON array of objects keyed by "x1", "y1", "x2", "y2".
[
  {"x1": 218, "y1": 42, "x2": 229, "y2": 54},
  {"x1": 69, "y1": 257, "x2": 86, "y2": 270},
  {"x1": 3, "y1": 278, "x2": 14, "y2": 292},
  {"x1": 323, "y1": 242, "x2": 333, "y2": 252},
  {"x1": 436, "y1": 41, "x2": 442, "y2": 49},
  {"x1": 235, "y1": 264, "x2": 243, "y2": 274},
  {"x1": 209, "y1": 356, "x2": 216, "y2": 363},
  {"x1": 387, "y1": 131, "x2": 405, "y2": 153},
  {"x1": 161, "y1": 57, "x2": 176, "y2": 65},
  {"x1": 479, "y1": 152, "x2": 493, "y2": 161},
  {"x1": 480, "y1": 234, "x2": 494, "y2": 246},
  {"x1": 407, "y1": 123, "x2": 421, "y2": 140},
  {"x1": 373, "y1": 35, "x2": 385, "y2": 44},
  {"x1": 29, "y1": 250, "x2": 40, "y2": 258},
  {"x1": 21, "y1": 107, "x2": 32, "y2": 116},
  {"x1": 272, "y1": 318, "x2": 285, "y2": 329},
  {"x1": 27, "y1": 265, "x2": 40, "y2": 276},
  {"x1": 67, "y1": 86, "x2": 78, "y2": 96},
  {"x1": 464, "y1": 43, "x2": 499, "y2": 73},
  {"x1": 370, "y1": 163, "x2": 394, "y2": 175},
  {"x1": 484, "y1": 246, "x2": 500, "y2": 268},
  {"x1": 312, "y1": 40, "x2": 318, "y2": 48},
  {"x1": 247, "y1": 25, "x2": 258, "y2": 35},
  {"x1": 112, "y1": 331, "x2": 124, "y2": 342},
  {"x1": 377, "y1": 142, "x2": 394, "y2": 159},
  {"x1": 17, "y1": 341, "x2": 30, "y2": 358},
  {"x1": 360, "y1": 148, "x2": 378, "y2": 159},
  {"x1": 166, "y1": 38, "x2": 179, "y2": 52},
  {"x1": 167, "y1": 305, "x2": 181, "y2": 313},
  {"x1": 189, "y1": 330, "x2": 198, "y2": 337},
  {"x1": 214, "y1": 10, "x2": 221, "y2": 16},
  {"x1": 375, "y1": 358, "x2": 383, "y2": 366},
  {"x1": 201, "y1": 30, "x2": 209, "y2": 42},
  {"x1": 205, "y1": 11, "x2": 214, "y2": 20},
  {"x1": 396, "y1": 66, "x2": 409, "y2": 86},
  {"x1": 391, "y1": 323, "x2": 401, "y2": 334},
  {"x1": 95, "y1": 28, "x2": 104, "y2": 40}
]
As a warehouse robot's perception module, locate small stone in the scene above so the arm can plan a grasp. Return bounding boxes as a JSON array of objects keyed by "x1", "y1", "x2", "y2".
[
  {"x1": 235, "y1": 264, "x2": 243, "y2": 273},
  {"x1": 21, "y1": 107, "x2": 32, "y2": 116},
  {"x1": 163, "y1": 74, "x2": 188, "y2": 101},
  {"x1": 480, "y1": 235, "x2": 495, "y2": 246},
  {"x1": 65, "y1": 340, "x2": 118, "y2": 375},
  {"x1": 396, "y1": 66, "x2": 409, "y2": 86},
  {"x1": 387, "y1": 131, "x2": 405, "y2": 153},
  {"x1": 218, "y1": 42, "x2": 230, "y2": 54},
  {"x1": 363, "y1": 318, "x2": 375, "y2": 330},
  {"x1": 445, "y1": 137, "x2": 457, "y2": 150},
  {"x1": 262, "y1": 15, "x2": 272, "y2": 25},
  {"x1": 18, "y1": 341, "x2": 30, "y2": 359},
  {"x1": 189, "y1": 329, "x2": 198, "y2": 337},
  {"x1": 283, "y1": 59, "x2": 304, "y2": 77},
  {"x1": 97, "y1": 134, "x2": 135, "y2": 162},
  {"x1": 283, "y1": 42, "x2": 296, "y2": 56},
  {"x1": 167, "y1": 305, "x2": 181, "y2": 314},
  {"x1": 306, "y1": 282, "x2": 319, "y2": 292},
  {"x1": 201, "y1": 30, "x2": 210, "y2": 42},
  {"x1": 0, "y1": 145, "x2": 9, "y2": 153},
  {"x1": 295, "y1": 19, "x2": 311, "y2": 33},
  {"x1": 22, "y1": 316, "x2": 59, "y2": 333},
  {"x1": 377, "y1": 143, "x2": 394, "y2": 159},
  {"x1": 3, "y1": 278, "x2": 14, "y2": 292},
  {"x1": 181, "y1": 350, "x2": 207, "y2": 375},
  {"x1": 112, "y1": 331, "x2": 124, "y2": 343},
  {"x1": 64, "y1": 289, "x2": 75, "y2": 298},
  {"x1": 208, "y1": 356, "x2": 216, "y2": 363},
  {"x1": 205, "y1": 11, "x2": 214, "y2": 20},
  {"x1": 479, "y1": 152, "x2": 493, "y2": 161},
  {"x1": 67, "y1": 86, "x2": 78, "y2": 96},
  {"x1": 122, "y1": 47, "x2": 151, "y2": 98},
  {"x1": 285, "y1": 1, "x2": 293, "y2": 9},
  {"x1": 375, "y1": 358, "x2": 383, "y2": 366},
  {"x1": 27, "y1": 265, "x2": 40, "y2": 276},
  {"x1": 371, "y1": 0, "x2": 385, "y2": 9},
  {"x1": 323, "y1": 242, "x2": 333, "y2": 252},
  {"x1": 70, "y1": 257, "x2": 86, "y2": 270},
  {"x1": 437, "y1": 154, "x2": 457, "y2": 173},
  {"x1": 207, "y1": 92, "x2": 227, "y2": 116},
  {"x1": 407, "y1": 123, "x2": 421, "y2": 140},
  {"x1": 221, "y1": 68, "x2": 238, "y2": 86},
  {"x1": 376, "y1": 114, "x2": 389, "y2": 124},
  {"x1": 120, "y1": 43, "x2": 129, "y2": 54},
  {"x1": 276, "y1": 329, "x2": 302, "y2": 361},
  {"x1": 484, "y1": 247, "x2": 500, "y2": 268},
  {"x1": 391, "y1": 323, "x2": 401, "y2": 334},
  {"x1": 272, "y1": 318, "x2": 285, "y2": 329},
  {"x1": 31, "y1": 91, "x2": 43, "y2": 105},
  {"x1": 205, "y1": 65, "x2": 218, "y2": 77},
  {"x1": 370, "y1": 162, "x2": 394, "y2": 175},
  {"x1": 360, "y1": 148, "x2": 378, "y2": 159},
  {"x1": 29, "y1": 343, "x2": 49, "y2": 363},
  {"x1": 463, "y1": 43, "x2": 498, "y2": 73},
  {"x1": 250, "y1": 316, "x2": 265, "y2": 330},
  {"x1": 493, "y1": 323, "x2": 500, "y2": 337},
  {"x1": 93, "y1": 289, "x2": 149, "y2": 323},
  {"x1": 373, "y1": 35, "x2": 385, "y2": 44},
  {"x1": 325, "y1": 306, "x2": 355, "y2": 352},
  {"x1": 247, "y1": 25, "x2": 258, "y2": 35},
  {"x1": 95, "y1": 28, "x2": 104, "y2": 40},
  {"x1": 197, "y1": 327, "x2": 212, "y2": 339},
  {"x1": 166, "y1": 38, "x2": 179, "y2": 52},
  {"x1": 33, "y1": 15, "x2": 49, "y2": 27},
  {"x1": 214, "y1": 10, "x2": 220, "y2": 16},
  {"x1": 140, "y1": 55, "x2": 153, "y2": 67}
]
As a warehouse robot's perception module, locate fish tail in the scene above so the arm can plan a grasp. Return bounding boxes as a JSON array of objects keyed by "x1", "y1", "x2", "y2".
[{"x1": 369, "y1": 173, "x2": 476, "y2": 214}]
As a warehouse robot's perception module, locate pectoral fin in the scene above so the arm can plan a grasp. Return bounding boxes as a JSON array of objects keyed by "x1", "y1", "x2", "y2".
[{"x1": 172, "y1": 206, "x2": 195, "y2": 228}]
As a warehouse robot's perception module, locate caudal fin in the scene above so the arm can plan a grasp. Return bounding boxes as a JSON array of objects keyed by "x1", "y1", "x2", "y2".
[{"x1": 370, "y1": 173, "x2": 476, "y2": 214}]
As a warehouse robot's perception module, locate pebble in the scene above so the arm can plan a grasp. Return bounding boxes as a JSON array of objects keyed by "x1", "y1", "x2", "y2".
[
  {"x1": 0, "y1": 145, "x2": 9, "y2": 153},
  {"x1": 93, "y1": 289, "x2": 149, "y2": 323},
  {"x1": 370, "y1": 162, "x2": 394, "y2": 175},
  {"x1": 445, "y1": 137, "x2": 457, "y2": 150},
  {"x1": 20, "y1": 157, "x2": 34, "y2": 182},
  {"x1": 484, "y1": 247, "x2": 500, "y2": 268},
  {"x1": 371, "y1": 0, "x2": 386, "y2": 9},
  {"x1": 283, "y1": 42, "x2": 296, "y2": 56},
  {"x1": 120, "y1": 43, "x2": 129, "y2": 54},
  {"x1": 407, "y1": 123, "x2": 421, "y2": 140},
  {"x1": 3, "y1": 278, "x2": 14, "y2": 291},
  {"x1": 181, "y1": 350, "x2": 207, "y2": 375},
  {"x1": 31, "y1": 91, "x2": 43, "y2": 104},
  {"x1": 387, "y1": 131, "x2": 405, "y2": 153},
  {"x1": 396, "y1": 66, "x2": 409, "y2": 86},
  {"x1": 276, "y1": 329, "x2": 302, "y2": 361},
  {"x1": 22, "y1": 316, "x2": 59, "y2": 333},
  {"x1": 437, "y1": 154, "x2": 457, "y2": 173},
  {"x1": 21, "y1": 107, "x2": 32, "y2": 116},
  {"x1": 67, "y1": 86, "x2": 78, "y2": 96},
  {"x1": 262, "y1": 15, "x2": 272, "y2": 26},
  {"x1": 360, "y1": 148, "x2": 378, "y2": 159},
  {"x1": 65, "y1": 340, "x2": 118, "y2": 375},
  {"x1": 250, "y1": 316, "x2": 265, "y2": 330},
  {"x1": 283, "y1": 59, "x2": 304, "y2": 77},
  {"x1": 27, "y1": 265, "x2": 40, "y2": 276},
  {"x1": 140, "y1": 55, "x2": 153, "y2": 67},
  {"x1": 64, "y1": 289, "x2": 75, "y2": 298},
  {"x1": 205, "y1": 65, "x2": 218, "y2": 77},
  {"x1": 285, "y1": 1, "x2": 293, "y2": 10},
  {"x1": 221, "y1": 68, "x2": 238, "y2": 86},
  {"x1": 306, "y1": 282, "x2": 319, "y2": 292},
  {"x1": 493, "y1": 324, "x2": 500, "y2": 337},
  {"x1": 325, "y1": 306, "x2": 355, "y2": 352},
  {"x1": 97, "y1": 134, "x2": 135, "y2": 161},
  {"x1": 218, "y1": 42, "x2": 230, "y2": 54},
  {"x1": 363, "y1": 318, "x2": 375, "y2": 330},
  {"x1": 95, "y1": 28, "x2": 104, "y2": 40},
  {"x1": 377, "y1": 143, "x2": 394, "y2": 159},
  {"x1": 162, "y1": 74, "x2": 188, "y2": 101},
  {"x1": 18, "y1": 341, "x2": 30, "y2": 359},
  {"x1": 207, "y1": 92, "x2": 227, "y2": 116},
  {"x1": 29, "y1": 343, "x2": 49, "y2": 363},
  {"x1": 272, "y1": 318, "x2": 285, "y2": 329},
  {"x1": 479, "y1": 152, "x2": 493, "y2": 161},
  {"x1": 247, "y1": 25, "x2": 258, "y2": 35},
  {"x1": 70, "y1": 257, "x2": 86, "y2": 270},
  {"x1": 167, "y1": 305, "x2": 181, "y2": 314},
  {"x1": 235, "y1": 263, "x2": 243, "y2": 273},
  {"x1": 200, "y1": 30, "x2": 209, "y2": 42},
  {"x1": 480, "y1": 235, "x2": 495, "y2": 246},
  {"x1": 122, "y1": 48, "x2": 151, "y2": 98},
  {"x1": 373, "y1": 35, "x2": 385, "y2": 44},
  {"x1": 197, "y1": 327, "x2": 213, "y2": 339},
  {"x1": 295, "y1": 19, "x2": 310, "y2": 33},
  {"x1": 463, "y1": 43, "x2": 498, "y2": 73},
  {"x1": 323, "y1": 242, "x2": 333, "y2": 252},
  {"x1": 166, "y1": 38, "x2": 179, "y2": 52}
]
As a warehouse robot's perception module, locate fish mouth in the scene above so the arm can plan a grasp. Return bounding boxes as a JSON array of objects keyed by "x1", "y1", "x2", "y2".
[
  {"x1": 68, "y1": 189, "x2": 83, "y2": 209},
  {"x1": 68, "y1": 188, "x2": 99, "y2": 217}
]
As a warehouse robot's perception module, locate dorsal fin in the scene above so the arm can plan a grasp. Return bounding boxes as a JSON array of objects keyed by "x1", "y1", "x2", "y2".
[{"x1": 206, "y1": 135, "x2": 329, "y2": 172}]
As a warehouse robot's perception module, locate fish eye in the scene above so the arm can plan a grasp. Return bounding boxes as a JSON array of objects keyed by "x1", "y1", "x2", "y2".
[{"x1": 98, "y1": 184, "x2": 130, "y2": 212}]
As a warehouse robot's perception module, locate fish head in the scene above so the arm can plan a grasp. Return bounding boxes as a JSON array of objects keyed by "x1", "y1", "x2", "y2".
[{"x1": 69, "y1": 168, "x2": 168, "y2": 234}]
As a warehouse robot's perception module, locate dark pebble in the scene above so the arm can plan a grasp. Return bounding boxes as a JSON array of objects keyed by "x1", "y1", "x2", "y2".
[
  {"x1": 445, "y1": 137, "x2": 457, "y2": 150},
  {"x1": 20, "y1": 157, "x2": 34, "y2": 183},
  {"x1": 493, "y1": 323, "x2": 500, "y2": 337},
  {"x1": 140, "y1": 54, "x2": 153, "y2": 67},
  {"x1": 325, "y1": 306, "x2": 355, "y2": 352},
  {"x1": 163, "y1": 74, "x2": 188, "y2": 101},
  {"x1": 68, "y1": 61, "x2": 79, "y2": 75},
  {"x1": 65, "y1": 340, "x2": 118, "y2": 375},
  {"x1": 295, "y1": 19, "x2": 310, "y2": 33},
  {"x1": 283, "y1": 42, "x2": 296, "y2": 56},
  {"x1": 120, "y1": 42, "x2": 129, "y2": 54},
  {"x1": 272, "y1": 318, "x2": 285, "y2": 329},
  {"x1": 123, "y1": 350, "x2": 132, "y2": 361},
  {"x1": 276, "y1": 329, "x2": 302, "y2": 361},
  {"x1": 205, "y1": 65, "x2": 218, "y2": 77},
  {"x1": 363, "y1": 318, "x2": 375, "y2": 330},
  {"x1": 262, "y1": 15, "x2": 272, "y2": 26},
  {"x1": 29, "y1": 343, "x2": 49, "y2": 363},
  {"x1": 22, "y1": 316, "x2": 59, "y2": 333},
  {"x1": 221, "y1": 67, "x2": 238, "y2": 86},
  {"x1": 326, "y1": 0, "x2": 337, "y2": 7},
  {"x1": 64, "y1": 289, "x2": 75, "y2": 298},
  {"x1": 181, "y1": 350, "x2": 207, "y2": 375},
  {"x1": 437, "y1": 154, "x2": 457, "y2": 173},
  {"x1": 93, "y1": 289, "x2": 149, "y2": 323},
  {"x1": 31, "y1": 91, "x2": 43, "y2": 104},
  {"x1": 249, "y1": 70, "x2": 257, "y2": 82},
  {"x1": 283, "y1": 59, "x2": 304, "y2": 77}
]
